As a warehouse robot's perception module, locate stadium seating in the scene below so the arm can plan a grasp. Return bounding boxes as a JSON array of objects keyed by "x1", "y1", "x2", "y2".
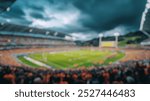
[
  {"x1": 0, "y1": 60, "x2": 150, "y2": 84},
  {"x1": 0, "y1": 35, "x2": 76, "y2": 49}
]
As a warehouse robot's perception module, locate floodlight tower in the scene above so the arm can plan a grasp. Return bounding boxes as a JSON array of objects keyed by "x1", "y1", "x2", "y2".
[
  {"x1": 140, "y1": 0, "x2": 150, "y2": 37},
  {"x1": 98, "y1": 33, "x2": 103, "y2": 48},
  {"x1": 114, "y1": 32, "x2": 120, "y2": 48}
]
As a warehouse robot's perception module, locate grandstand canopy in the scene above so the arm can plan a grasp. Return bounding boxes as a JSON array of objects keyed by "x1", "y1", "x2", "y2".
[
  {"x1": 0, "y1": 0, "x2": 72, "y2": 40},
  {"x1": 0, "y1": 0, "x2": 16, "y2": 13},
  {"x1": 0, "y1": 23, "x2": 72, "y2": 40}
]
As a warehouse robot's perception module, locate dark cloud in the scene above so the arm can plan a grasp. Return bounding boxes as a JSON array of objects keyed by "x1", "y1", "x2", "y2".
[
  {"x1": 0, "y1": 0, "x2": 147, "y2": 40},
  {"x1": 73, "y1": 0, "x2": 146, "y2": 32},
  {"x1": 29, "y1": 12, "x2": 44, "y2": 19}
]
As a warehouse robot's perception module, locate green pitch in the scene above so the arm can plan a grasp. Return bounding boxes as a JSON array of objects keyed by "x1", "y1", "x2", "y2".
[{"x1": 18, "y1": 50, "x2": 125, "y2": 69}]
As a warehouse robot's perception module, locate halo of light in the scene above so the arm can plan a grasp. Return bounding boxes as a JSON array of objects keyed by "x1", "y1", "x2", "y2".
[
  {"x1": 114, "y1": 32, "x2": 120, "y2": 36},
  {"x1": 98, "y1": 33, "x2": 103, "y2": 37}
]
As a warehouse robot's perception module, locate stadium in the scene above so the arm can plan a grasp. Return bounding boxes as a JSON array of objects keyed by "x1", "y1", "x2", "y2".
[{"x1": 0, "y1": 0, "x2": 150, "y2": 84}]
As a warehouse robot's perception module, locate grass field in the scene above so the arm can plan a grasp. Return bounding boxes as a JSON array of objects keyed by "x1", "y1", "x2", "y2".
[
  {"x1": 18, "y1": 50, "x2": 125, "y2": 69},
  {"x1": 18, "y1": 56, "x2": 40, "y2": 68}
]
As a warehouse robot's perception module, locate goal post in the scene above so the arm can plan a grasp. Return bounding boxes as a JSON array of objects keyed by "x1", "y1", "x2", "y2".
[{"x1": 98, "y1": 32, "x2": 120, "y2": 48}]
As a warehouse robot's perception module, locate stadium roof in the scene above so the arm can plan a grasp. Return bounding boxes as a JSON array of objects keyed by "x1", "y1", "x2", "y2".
[
  {"x1": 0, "y1": 23, "x2": 72, "y2": 39},
  {"x1": 0, "y1": 32, "x2": 70, "y2": 41},
  {"x1": 0, "y1": 0, "x2": 73, "y2": 41},
  {"x1": 0, "y1": 0, "x2": 16, "y2": 13}
]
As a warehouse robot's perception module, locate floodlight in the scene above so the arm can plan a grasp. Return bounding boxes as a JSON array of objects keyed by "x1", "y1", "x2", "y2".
[
  {"x1": 99, "y1": 33, "x2": 103, "y2": 37},
  {"x1": 6, "y1": 7, "x2": 10, "y2": 12},
  {"x1": 98, "y1": 33, "x2": 103, "y2": 48},
  {"x1": 65, "y1": 36, "x2": 72, "y2": 40},
  {"x1": 54, "y1": 32, "x2": 58, "y2": 36},
  {"x1": 114, "y1": 32, "x2": 120, "y2": 48},
  {"x1": 114, "y1": 32, "x2": 120, "y2": 36},
  {"x1": 46, "y1": 31, "x2": 50, "y2": 35},
  {"x1": 29, "y1": 29, "x2": 33, "y2": 32},
  {"x1": 6, "y1": 19, "x2": 11, "y2": 22}
]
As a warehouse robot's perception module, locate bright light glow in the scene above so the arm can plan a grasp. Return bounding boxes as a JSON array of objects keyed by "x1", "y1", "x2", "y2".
[
  {"x1": 65, "y1": 36, "x2": 73, "y2": 40},
  {"x1": 45, "y1": 31, "x2": 50, "y2": 35},
  {"x1": 6, "y1": 7, "x2": 10, "y2": 12},
  {"x1": 99, "y1": 33, "x2": 103, "y2": 37},
  {"x1": 114, "y1": 32, "x2": 120, "y2": 36},
  {"x1": 29, "y1": 29, "x2": 33, "y2": 32},
  {"x1": 146, "y1": 4, "x2": 150, "y2": 8},
  {"x1": 6, "y1": 19, "x2": 11, "y2": 22},
  {"x1": 54, "y1": 32, "x2": 58, "y2": 36}
]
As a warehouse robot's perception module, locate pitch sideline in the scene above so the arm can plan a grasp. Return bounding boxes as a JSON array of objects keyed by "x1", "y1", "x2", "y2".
[{"x1": 24, "y1": 56, "x2": 52, "y2": 68}]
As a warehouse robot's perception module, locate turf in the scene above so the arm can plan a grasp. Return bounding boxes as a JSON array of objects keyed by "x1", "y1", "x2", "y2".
[
  {"x1": 18, "y1": 56, "x2": 40, "y2": 68},
  {"x1": 19, "y1": 49, "x2": 125, "y2": 69}
]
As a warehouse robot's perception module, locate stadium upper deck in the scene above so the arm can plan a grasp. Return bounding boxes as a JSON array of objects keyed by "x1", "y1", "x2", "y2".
[
  {"x1": 0, "y1": 0, "x2": 76, "y2": 49},
  {"x1": 0, "y1": 23, "x2": 69, "y2": 38},
  {"x1": 0, "y1": 0, "x2": 16, "y2": 13},
  {"x1": 0, "y1": 23, "x2": 76, "y2": 49}
]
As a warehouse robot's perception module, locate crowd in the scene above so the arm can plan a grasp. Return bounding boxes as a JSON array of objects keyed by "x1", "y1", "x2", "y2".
[{"x1": 0, "y1": 60, "x2": 150, "y2": 84}]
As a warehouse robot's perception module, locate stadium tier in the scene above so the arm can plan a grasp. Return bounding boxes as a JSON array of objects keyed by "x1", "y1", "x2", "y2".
[
  {"x1": 0, "y1": 23, "x2": 76, "y2": 49},
  {"x1": 0, "y1": 0, "x2": 16, "y2": 13},
  {"x1": 0, "y1": 34, "x2": 76, "y2": 49},
  {"x1": 0, "y1": 23, "x2": 67, "y2": 37}
]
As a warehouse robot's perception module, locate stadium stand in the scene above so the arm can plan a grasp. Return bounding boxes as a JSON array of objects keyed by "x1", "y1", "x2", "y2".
[
  {"x1": 0, "y1": 0, "x2": 16, "y2": 13},
  {"x1": 0, "y1": 60, "x2": 150, "y2": 84},
  {"x1": 0, "y1": 34, "x2": 75, "y2": 49},
  {"x1": 0, "y1": 23, "x2": 67, "y2": 37},
  {"x1": 0, "y1": 23, "x2": 76, "y2": 49}
]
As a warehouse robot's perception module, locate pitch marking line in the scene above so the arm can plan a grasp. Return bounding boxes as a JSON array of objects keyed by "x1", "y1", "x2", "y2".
[{"x1": 24, "y1": 56, "x2": 52, "y2": 68}]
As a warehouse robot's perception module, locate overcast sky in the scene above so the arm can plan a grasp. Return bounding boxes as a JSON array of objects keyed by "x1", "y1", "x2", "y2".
[{"x1": 0, "y1": 0, "x2": 147, "y2": 41}]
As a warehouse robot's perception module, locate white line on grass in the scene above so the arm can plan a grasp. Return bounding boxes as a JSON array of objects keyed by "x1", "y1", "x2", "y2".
[{"x1": 24, "y1": 56, "x2": 52, "y2": 68}]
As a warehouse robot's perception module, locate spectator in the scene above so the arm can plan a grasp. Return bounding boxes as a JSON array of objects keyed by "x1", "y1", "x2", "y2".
[{"x1": 0, "y1": 60, "x2": 150, "y2": 84}]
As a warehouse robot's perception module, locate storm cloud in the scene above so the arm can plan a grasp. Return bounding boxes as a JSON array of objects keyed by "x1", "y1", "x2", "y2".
[{"x1": 0, "y1": 0, "x2": 147, "y2": 40}]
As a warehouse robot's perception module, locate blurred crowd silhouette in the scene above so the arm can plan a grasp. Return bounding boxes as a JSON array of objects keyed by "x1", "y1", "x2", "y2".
[{"x1": 0, "y1": 60, "x2": 150, "y2": 84}]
